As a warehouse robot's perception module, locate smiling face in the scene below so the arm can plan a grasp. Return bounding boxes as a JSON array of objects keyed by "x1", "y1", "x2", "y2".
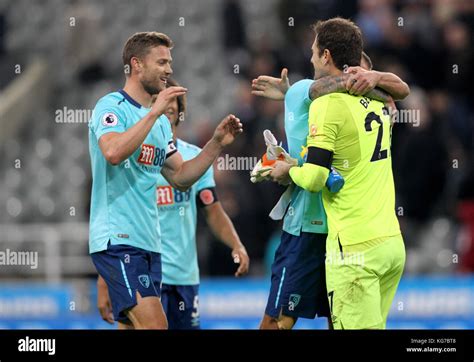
[{"x1": 135, "y1": 45, "x2": 173, "y2": 95}]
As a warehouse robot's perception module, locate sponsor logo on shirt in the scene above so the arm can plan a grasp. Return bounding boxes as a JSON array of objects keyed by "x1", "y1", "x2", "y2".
[
  {"x1": 157, "y1": 186, "x2": 174, "y2": 205},
  {"x1": 157, "y1": 186, "x2": 191, "y2": 205},
  {"x1": 137, "y1": 144, "x2": 166, "y2": 166}
]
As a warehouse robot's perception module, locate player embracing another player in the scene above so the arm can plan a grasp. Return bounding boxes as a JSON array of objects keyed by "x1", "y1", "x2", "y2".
[{"x1": 269, "y1": 18, "x2": 406, "y2": 329}]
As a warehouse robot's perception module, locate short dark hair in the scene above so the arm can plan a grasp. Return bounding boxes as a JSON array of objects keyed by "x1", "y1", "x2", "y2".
[
  {"x1": 166, "y1": 78, "x2": 187, "y2": 124},
  {"x1": 122, "y1": 32, "x2": 173, "y2": 74},
  {"x1": 312, "y1": 18, "x2": 363, "y2": 71}
]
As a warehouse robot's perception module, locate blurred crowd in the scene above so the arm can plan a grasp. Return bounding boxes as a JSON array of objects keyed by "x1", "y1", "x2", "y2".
[
  {"x1": 0, "y1": 0, "x2": 472, "y2": 277},
  {"x1": 204, "y1": 0, "x2": 474, "y2": 275}
]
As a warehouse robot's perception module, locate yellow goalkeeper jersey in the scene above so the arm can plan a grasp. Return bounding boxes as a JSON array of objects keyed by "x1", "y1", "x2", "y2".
[{"x1": 307, "y1": 93, "x2": 401, "y2": 246}]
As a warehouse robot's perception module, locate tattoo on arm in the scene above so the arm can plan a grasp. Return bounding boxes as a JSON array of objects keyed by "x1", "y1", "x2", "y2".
[
  {"x1": 364, "y1": 87, "x2": 392, "y2": 103},
  {"x1": 309, "y1": 75, "x2": 348, "y2": 100},
  {"x1": 309, "y1": 74, "x2": 394, "y2": 104}
]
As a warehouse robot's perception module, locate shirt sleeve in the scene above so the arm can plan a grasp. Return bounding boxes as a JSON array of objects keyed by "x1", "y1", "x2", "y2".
[
  {"x1": 89, "y1": 100, "x2": 127, "y2": 141},
  {"x1": 284, "y1": 79, "x2": 313, "y2": 111},
  {"x1": 306, "y1": 94, "x2": 344, "y2": 152},
  {"x1": 289, "y1": 94, "x2": 345, "y2": 193}
]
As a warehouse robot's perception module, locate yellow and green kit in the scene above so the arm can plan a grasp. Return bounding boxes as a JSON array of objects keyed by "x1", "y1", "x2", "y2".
[{"x1": 289, "y1": 92, "x2": 405, "y2": 329}]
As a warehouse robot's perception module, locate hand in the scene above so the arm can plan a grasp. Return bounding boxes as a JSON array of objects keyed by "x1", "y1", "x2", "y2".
[
  {"x1": 269, "y1": 160, "x2": 293, "y2": 185},
  {"x1": 97, "y1": 276, "x2": 114, "y2": 324},
  {"x1": 151, "y1": 86, "x2": 187, "y2": 117},
  {"x1": 212, "y1": 114, "x2": 243, "y2": 147},
  {"x1": 231, "y1": 245, "x2": 250, "y2": 277},
  {"x1": 251, "y1": 68, "x2": 290, "y2": 101},
  {"x1": 345, "y1": 67, "x2": 380, "y2": 96}
]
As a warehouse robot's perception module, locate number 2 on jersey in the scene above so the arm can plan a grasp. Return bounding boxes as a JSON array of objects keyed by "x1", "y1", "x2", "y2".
[{"x1": 364, "y1": 111, "x2": 388, "y2": 162}]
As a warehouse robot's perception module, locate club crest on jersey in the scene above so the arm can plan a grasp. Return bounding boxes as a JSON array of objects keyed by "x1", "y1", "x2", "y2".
[
  {"x1": 288, "y1": 294, "x2": 301, "y2": 311},
  {"x1": 138, "y1": 274, "x2": 150, "y2": 289},
  {"x1": 102, "y1": 112, "x2": 118, "y2": 127}
]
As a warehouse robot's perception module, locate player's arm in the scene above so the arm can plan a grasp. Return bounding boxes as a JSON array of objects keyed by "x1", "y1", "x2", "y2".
[
  {"x1": 251, "y1": 68, "x2": 290, "y2": 100},
  {"x1": 97, "y1": 275, "x2": 114, "y2": 324},
  {"x1": 202, "y1": 198, "x2": 249, "y2": 277},
  {"x1": 309, "y1": 74, "x2": 397, "y2": 104},
  {"x1": 271, "y1": 96, "x2": 338, "y2": 192},
  {"x1": 345, "y1": 66, "x2": 410, "y2": 100},
  {"x1": 161, "y1": 115, "x2": 243, "y2": 191},
  {"x1": 98, "y1": 87, "x2": 187, "y2": 165},
  {"x1": 251, "y1": 67, "x2": 397, "y2": 106}
]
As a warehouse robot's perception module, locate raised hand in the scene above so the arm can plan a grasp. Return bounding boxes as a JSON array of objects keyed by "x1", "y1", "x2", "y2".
[
  {"x1": 151, "y1": 86, "x2": 187, "y2": 117},
  {"x1": 251, "y1": 68, "x2": 290, "y2": 101},
  {"x1": 212, "y1": 114, "x2": 243, "y2": 147}
]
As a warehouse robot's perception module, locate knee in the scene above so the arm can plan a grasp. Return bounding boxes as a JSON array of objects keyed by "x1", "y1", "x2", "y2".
[
  {"x1": 259, "y1": 315, "x2": 279, "y2": 330},
  {"x1": 277, "y1": 315, "x2": 295, "y2": 330},
  {"x1": 260, "y1": 314, "x2": 295, "y2": 330}
]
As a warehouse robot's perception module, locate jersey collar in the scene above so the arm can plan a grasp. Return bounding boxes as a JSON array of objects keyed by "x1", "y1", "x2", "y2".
[{"x1": 119, "y1": 89, "x2": 142, "y2": 109}]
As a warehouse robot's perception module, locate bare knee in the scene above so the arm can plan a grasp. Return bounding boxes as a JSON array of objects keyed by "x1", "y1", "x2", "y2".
[
  {"x1": 127, "y1": 292, "x2": 168, "y2": 329},
  {"x1": 260, "y1": 314, "x2": 279, "y2": 329},
  {"x1": 277, "y1": 315, "x2": 295, "y2": 330},
  {"x1": 260, "y1": 314, "x2": 295, "y2": 330}
]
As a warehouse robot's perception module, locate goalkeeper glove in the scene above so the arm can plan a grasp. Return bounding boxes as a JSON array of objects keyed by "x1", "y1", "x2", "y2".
[{"x1": 250, "y1": 130, "x2": 297, "y2": 183}]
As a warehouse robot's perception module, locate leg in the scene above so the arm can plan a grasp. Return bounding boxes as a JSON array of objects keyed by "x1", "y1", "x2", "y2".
[
  {"x1": 126, "y1": 291, "x2": 168, "y2": 329},
  {"x1": 175, "y1": 285, "x2": 200, "y2": 330},
  {"x1": 259, "y1": 313, "x2": 296, "y2": 330},
  {"x1": 118, "y1": 319, "x2": 134, "y2": 330},
  {"x1": 263, "y1": 231, "x2": 328, "y2": 329},
  {"x1": 326, "y1": 235, "x2": 383, "y2": 329},
  {"x1": 379, "y1": 235, "x2": 406, "y2": 328},
  {"x1": 259, "y1": 314, "x2": 279, "y2": 329}
]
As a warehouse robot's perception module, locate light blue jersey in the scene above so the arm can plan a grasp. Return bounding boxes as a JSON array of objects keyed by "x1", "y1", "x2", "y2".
[
  {"x1": 88, "y1": 90, "x2": 177, "y2": 254},
  {"x1": 283, "y1": 80, "x2": 328, "y2": 235},
  {"x1": 157, "y1": 139, "x2": 216, "y2": 285}
]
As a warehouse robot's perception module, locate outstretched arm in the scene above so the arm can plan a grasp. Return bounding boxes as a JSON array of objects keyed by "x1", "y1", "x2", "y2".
[
  {"x1": 345, "y1": 66, "x2": 410, "y2": 100},
  {"x1": 203, "y1": 201, "x2": 250, "y2": 277},
  {"x1": 161, "y1": 115, "x2": 243, "y2": 191},
  {"x1": 309, "y1": 74, "x2": 395, "y2": 103}
]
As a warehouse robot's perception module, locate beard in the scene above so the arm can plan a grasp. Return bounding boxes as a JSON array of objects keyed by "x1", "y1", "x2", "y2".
[{"x1": 141, "y1": 77, "x2": 164, "y2": 96}]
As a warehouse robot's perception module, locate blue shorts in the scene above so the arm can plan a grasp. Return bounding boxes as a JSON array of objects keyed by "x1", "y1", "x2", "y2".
[
  {"x1": 265, "y1": 231, "x2": 330, "y2": 319},
  {"x1": 161, "y1": 284, "x2": 200, "y2": 330},
  {"x1": 91, "y1": 242, "x2": 162, "y2": 322}
]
